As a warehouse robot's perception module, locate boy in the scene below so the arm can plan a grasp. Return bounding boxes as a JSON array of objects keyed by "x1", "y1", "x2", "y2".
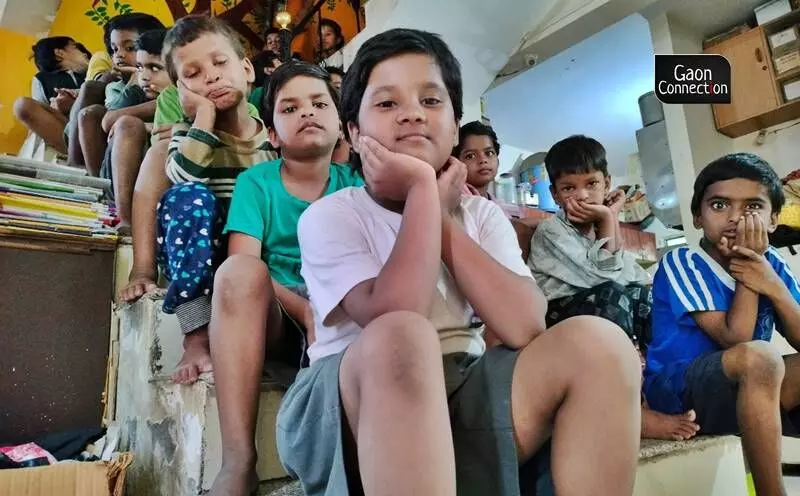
[
  {"x1": 452, "y1": 120, "x2": 499, "y2": 199},
  {"x1": 276, "y1": 29, "x2": 641, "y2": 496},
  {"x1": 326, "y1": 65, "x2": 344, "y2": 91},
  {"x1": 98, "y1": 28, "x2": 170, "y2": 233},
  {"x1": 528, "y1": 135, "x2": 699, "y2": 441},
  {"x1": 124, "y1": 15, "x2": 277, "y2": 384},
  {"x1": 644, "y1": 153, "x2": 800, "y2": 496},
  {"x1": 204, "y1": 61, "x2": 363, "y2": 496},
  {"x1": 74, "y1": 13, "x2": 165, "y2": 173}
]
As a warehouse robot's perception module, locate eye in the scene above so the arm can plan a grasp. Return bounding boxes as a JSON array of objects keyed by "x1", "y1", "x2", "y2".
[
  {"x1": 313, "y1": 101, "x2": 328, "y2": 109},
  {"x1": 710, "y1": 200, "x2": 727, "y2": 210},
  {"x1": 214, "y1": 59, "x2": 228, "y2": 66},
  {"x1": 376, "y1": 100, "x2": 395, "y2": 109},
  {"x1": 486, "y1": 150, "x2": 496, "y2": 157},
  {"x1": 184, "y1": 71, "x2": 199, "y2": 79},
  {"x1": 746, "y1": 202, "x2": 763, "y2": 210},
  {"x1": 562, "y1": 186, "x2": 574, "y2": 192},
  {"x1": 463, "y1": 152, "x2": 476, "y2": 161},
  {"x1": 422, "y1": 97, "x2": 441, "y2": 106},
  {"x1": 588, "y1": 180, "x2": 599, "y2": 187},
  {"x1": 282, "y1": 105, "x2": 297, "y2": 113}
]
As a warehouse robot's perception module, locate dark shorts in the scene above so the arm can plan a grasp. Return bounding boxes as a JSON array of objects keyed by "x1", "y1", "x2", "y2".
[
  {"x1": 263, "y1": 286, "x2": 310, "y2": 389},
  {"x1": 683, "y1": 351, "x2": 800, "y2": 436},
  {"x1": 276, "y1": 346, "x2": 553, "y2": 496}
]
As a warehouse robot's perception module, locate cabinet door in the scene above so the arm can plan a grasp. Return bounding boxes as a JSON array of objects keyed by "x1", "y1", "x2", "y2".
[{"x1": 705, "y1": 27, "x2": 780, "y2": 128}]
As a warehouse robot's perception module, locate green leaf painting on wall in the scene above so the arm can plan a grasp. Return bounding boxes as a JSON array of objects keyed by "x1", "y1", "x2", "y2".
[{"x1": 84, "y1": 0, "x2": 134, "y2": 26}]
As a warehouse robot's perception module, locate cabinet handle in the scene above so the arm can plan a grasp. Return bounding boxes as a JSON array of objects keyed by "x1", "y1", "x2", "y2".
[{"x1": 755, "y1": 47, "x2": 764, "y2": 63}]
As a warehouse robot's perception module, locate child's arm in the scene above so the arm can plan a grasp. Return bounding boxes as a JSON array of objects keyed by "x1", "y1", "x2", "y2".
[
  {"x1": 691, "y1": 286, "x2": 759, "y2": 348},
  {"x1": 565, "y1": 197, "x2": 623, "y2": 253},
  {"x1": 102, "y1": 100, "x2": 157, "y2": 133}
]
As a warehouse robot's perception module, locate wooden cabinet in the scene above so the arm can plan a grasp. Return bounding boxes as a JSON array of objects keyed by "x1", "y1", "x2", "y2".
[
  {"x1": 704, "y1": 20, "x2": 800, "y2": 137},
  {"x1": 706, "y1": 27, "x2": 780, "y2": 131}
]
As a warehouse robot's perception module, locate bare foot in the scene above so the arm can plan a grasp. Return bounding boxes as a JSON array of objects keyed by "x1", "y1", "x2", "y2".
[
  {"x1": 642, "y1": 408, "x2": 700, "y2": 441},
  {"x1": 207, "y1": 461, "x2": 258, "y2": 496},
  {"x1": 119, "y1": 270, "x2": 157, "y2": 302},
  {"x1": 116, "y1": 221, "x2": 132, "y2": 237},
  {"x1": 171, "y1": 328, "x2": 213, "y2": 384}
]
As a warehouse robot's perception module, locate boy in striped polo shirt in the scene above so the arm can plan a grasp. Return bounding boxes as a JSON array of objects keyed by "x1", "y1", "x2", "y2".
[
  {"x1": 644, "y1": 153, "x2": 800, "y2": 496},
  {"x1": 152, "y1": 15, "x2": 277, "y2": 384}
]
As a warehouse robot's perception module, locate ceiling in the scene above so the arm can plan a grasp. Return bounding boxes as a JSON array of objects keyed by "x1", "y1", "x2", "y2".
[
  {"x1": 485, "y1": 14, "x2": 655, "y2": 177},
  {"x1": 0, "y1": 0, "x2": 59, "y2": 36},
  {"x1": 642, "y1": 0, "x2": 766, "y2": 39}
]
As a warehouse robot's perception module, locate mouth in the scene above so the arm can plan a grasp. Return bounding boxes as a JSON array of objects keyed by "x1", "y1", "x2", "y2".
[
  {"x1": 298, "y1": 121, "x2": 325, "y2": 133},
  {"x1": 397, "y1": 133, "x2": 430, "y2": 143},
  {"x1": 207, "y1": 87, "x2": 232, "y2": 99},
  {"x1": 477, "y1": 167, "x2": 495, "y2": 175}
]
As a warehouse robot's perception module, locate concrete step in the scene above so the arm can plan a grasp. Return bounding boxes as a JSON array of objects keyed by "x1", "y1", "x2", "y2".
[{"x1": 113, "y1": 294, "x2": 287, "y2": 496}]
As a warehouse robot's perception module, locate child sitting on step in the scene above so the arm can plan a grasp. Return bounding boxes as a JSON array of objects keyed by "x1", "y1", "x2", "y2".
[
  {"x1": 527, "y1": 134, "x2": 700, "y2": 442},
  {"x1": 276, "y1": 28, "x2": 642, "y2": 496},
  {"x1": 122, "y1": 15, "x2": 277, "y2": 385},
  {"x1": 644, "y1": 153, "x2": 800, "y2": 496},
  {"x1": 203, "y1": 61, "x2": 363, "y2": 496}
]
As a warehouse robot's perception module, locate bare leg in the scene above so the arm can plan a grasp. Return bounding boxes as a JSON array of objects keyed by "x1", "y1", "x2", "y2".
[
  {"x1": 723, "y1": 341, "x2": 786, "y2": 496},
  {"x1": 68, "y1": 80, "x2": 106, "y2": 167},
  {"x1": 77, "y1": 104, "x2": 107, "y2": 176},
  {"x1": 118, "y1": 139, "x2": 170, "y2": 303},
  {"x1": 207, "y1": 254, "x2": 284, "y2": 496},
  {"x1": 339, "y1": 311, "x2": 456, "y2": 496},
  {"x1": 781, "y1": 353, "x2": 800, "y2": 411},
  {"x1": 510, "y1": 316, "x2": 641, "y2": 496},
  {"x1": 109, "y1": 115, "x2": 147, "y2": 233},
  {"x1": 12, "y1": 97, "x2": 68, "y2": 153},
  {"x1": 641, "y1": 407, "x2": 699, "y2": 441}
]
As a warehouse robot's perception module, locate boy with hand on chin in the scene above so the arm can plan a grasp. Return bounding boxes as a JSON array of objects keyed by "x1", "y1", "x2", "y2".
[
  {"x1": 276, "y1": 29, "x2": 642, "y2": 496},
  {"x1": 125, "y1": 15, "x2": 277, "y2": 385},
  {"x1": 645, "y1": 153, "x2": 800, "y2": 496}
]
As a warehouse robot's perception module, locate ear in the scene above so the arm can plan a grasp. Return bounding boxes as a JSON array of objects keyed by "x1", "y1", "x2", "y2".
[
  {"x1": 267, "y1": 126, "x2": 280, "y2": 149},
  {"x1": 693, "y1": 215, "x2": 702, "y2": 230},
  {"x1": 53, "y1": 48, "x2": 65, "y2": 61},
  {"x1": 604, "y1": 175, "x2": 611, "y2": 192},
  {"x1": 452, "y1": 120, "x2": 460, "y2": 147},
  {"x1": 242, "y1": 57, "x2": 255, "y2": 85},
  {"x1": 768, "y1": 211, "x2": 779, "y2": 233},
  {"x1": 347, "y1": 121, "x2": 361, "y2": 152},
  {"x1": 549, "y1": 185, "x2": 562, "y2": 208}
]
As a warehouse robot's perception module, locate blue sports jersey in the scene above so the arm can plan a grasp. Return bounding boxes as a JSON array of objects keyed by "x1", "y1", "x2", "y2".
[{"x1": 643, "y1": 245, "x2": 800, "y2": 414}]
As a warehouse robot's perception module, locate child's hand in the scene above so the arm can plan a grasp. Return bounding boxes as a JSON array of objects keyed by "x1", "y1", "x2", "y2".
[
  {"x1": 438, "y1": 157, "x2": 467, "y2": 215},
  {"x1": 359, "y1": 136, "x2": 435, "y2": 201},
  {"x1": 733, "y1": 213, "x2": 769, "y2": 256},
  {"x1": 604, "y1": 189, "x2": 626, "y2": 216},
  {"x1": 730, "y1": 246, "x2": 783, "y2": 298},
  {"x1": 98, "y1": 71, "x2": 122, "y2": 84},
  {"x1": 565, "y1": 198, "x2": 612, "y2": 224},
  {"x1": 178, "y1": 81, "x2": 215, "y2": 120},
  {"x1": 152, "y1": 124, "x2": 173, "y2": 142}
]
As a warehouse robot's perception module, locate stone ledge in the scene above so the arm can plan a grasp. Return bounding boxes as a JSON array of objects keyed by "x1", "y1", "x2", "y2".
[{"x1": 639, "y1": 435, "x2": 738, "y2": 463}]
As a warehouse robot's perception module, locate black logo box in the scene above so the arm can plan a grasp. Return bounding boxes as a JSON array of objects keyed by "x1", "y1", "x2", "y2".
[{"x1": 655, "y1": 54, "x2": 732, "y2": 104}]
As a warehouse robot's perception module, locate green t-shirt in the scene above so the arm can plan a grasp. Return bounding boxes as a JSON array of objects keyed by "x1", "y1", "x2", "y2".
[
  {"x1": 224, "y1": 159, "x2": 364, "y2": 288},
  {"x1": 152, "y1": 85, "x2": 261, "y2": 144}
]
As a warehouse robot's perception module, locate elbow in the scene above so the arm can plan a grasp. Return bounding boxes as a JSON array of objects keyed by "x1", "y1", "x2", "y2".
[{"x1": 502, "y1": 313, "x2": 546, "y2": 350}]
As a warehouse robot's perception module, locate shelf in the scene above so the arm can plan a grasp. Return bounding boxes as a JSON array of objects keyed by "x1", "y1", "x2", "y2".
[
  {"x1": 762, "y1": 8, "x2": 800, "y2": 35},
  {"x1": 717, "y1": 97, "x2": 800, "y2": 137},
  {"x1": 777, "y1": 66, "x2": 800, "y2": 82}
]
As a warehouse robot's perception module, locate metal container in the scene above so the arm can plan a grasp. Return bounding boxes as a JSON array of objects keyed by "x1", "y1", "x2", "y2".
[{"x1": 638, "y1": 91, "x2": 664, "y2": 126}]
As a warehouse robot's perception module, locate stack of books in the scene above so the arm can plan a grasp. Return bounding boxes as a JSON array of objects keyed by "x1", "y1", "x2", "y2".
[{"x1": 0, "y1": 156, "x2": 118, "y2": 251}]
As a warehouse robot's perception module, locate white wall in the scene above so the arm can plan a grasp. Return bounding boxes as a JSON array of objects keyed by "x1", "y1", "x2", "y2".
[
  {"x1": 732, "y1": 118, "x2": 800, "y2": 178},
  {"x1": 497, "y1": 143, "x2": 536, "y2": 175}
]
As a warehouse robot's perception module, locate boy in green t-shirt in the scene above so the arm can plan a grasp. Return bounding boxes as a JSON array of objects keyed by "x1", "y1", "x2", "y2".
[{"x1": 204, "y1": 62, "x2": 362, "y2": 496}]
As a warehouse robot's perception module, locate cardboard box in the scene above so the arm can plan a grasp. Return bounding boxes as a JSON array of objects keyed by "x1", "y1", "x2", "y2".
[
  {"x1": 0, "y1": 453, "x2": 132, "y2": 496},
  {"x1": 784, "y1": 77, "x2": 800, "y2": 100},
  {"x1": 755, "y1": 0, "x2": 792, "y2": 25},
  {"x1": 770, "y1": 25, "x2": 799, "y2": 54},
  {"x1": 774, "y1": 49, "x2": 800, "y2": 73}
]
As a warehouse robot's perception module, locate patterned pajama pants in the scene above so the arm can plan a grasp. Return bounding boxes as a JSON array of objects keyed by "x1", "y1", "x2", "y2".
[{"x1": 156, "y1": 182, "x2": 226, "y2": 334}]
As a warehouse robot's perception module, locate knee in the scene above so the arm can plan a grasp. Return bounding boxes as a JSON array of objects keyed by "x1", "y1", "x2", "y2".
[
  {"x1": 552, "y1": 316, "x2": 641, "y2": 383},
  {"x1": 213, "y1": 254, "x2": 271, "y2": 310},
  {"x1": 735, "y1": 341, "x2": 784, "y2": 384},
  {"x1": 357, "y1": 311, "x2": 441, "y2": 391},
  {"x1": 13, "y1": 97, "x2": 36, "y2": 121},
  {"x1": 113, "y1": 115, "x2": 146, "y2": 137},
  {"x1": 78, "y1": 104, "x2": 105, "y2": 127}
]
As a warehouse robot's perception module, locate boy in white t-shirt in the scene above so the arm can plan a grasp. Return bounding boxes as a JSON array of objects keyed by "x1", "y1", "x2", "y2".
[{"x1": 276, "y1": 29, "x2": 642, "y2": 496}]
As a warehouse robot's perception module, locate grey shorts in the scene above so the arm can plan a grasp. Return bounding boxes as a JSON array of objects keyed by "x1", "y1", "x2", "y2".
[{"x1": 275, "y1": 345, "x2": 553, "y2": 496}]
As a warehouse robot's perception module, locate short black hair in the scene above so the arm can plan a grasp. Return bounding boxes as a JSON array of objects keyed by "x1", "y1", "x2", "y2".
[
  {"x1": 691, "y1": 153, "x2": 784, "y2": 216},
  {"x1": 340, "y1": 28, "x2": 463, "y2": 147},
  {"x1": 135, "y1": 29, "x2": 167, "y2": 55},
  {"x1": 452, "y1": 120, "x2": 500, "y2": 157},
  {"x1": 265, "y1": 27, "x2": 281, "y2": 37},
  {"x1": 319, "y1": 18, "x2": 344, "y2": 50},
  {"x1": 263, "y1": 61, "x2": 340, "y2": 129},
  {"x1": 103, "y1": 13, "x2": 165, "y2": 55},
  {"x1": 31, "y1": 36, "x2": 78, "y2": 72},
  {"x1": 326, "y1": 65, "x2": 345, "y2": 79},
  {"x1": 544, "y1": 135, "x2": 608, "y2": 182},
  {"x1": 163, "y1": 15, "x2": 245, "y2": 82}
]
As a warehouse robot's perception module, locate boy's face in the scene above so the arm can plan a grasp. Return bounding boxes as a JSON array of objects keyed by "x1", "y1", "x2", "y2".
[
  {"x1": 458, "y1": 134, "x2": 498, "y2": 188},
  {"x1": 348, "y1": 53, "x2": 458, "y2": 172},
  {"x1": 266, "y1": 33, "x2": 280, "y2": 53},
  {"x1": 269, "y1": 75, "x2": 340, "y2": 158},
  {"x1": 110, "y1": 29, "x2": 139, "y2": 72},
  {"x1": 551, "y1": 170, "x2": 610, "y2": 209},
  {"x1": 693, "y1": 178, "x2": 777, "y2": 249},
  {"x1": 172, "y1": 33, "x2": 254, "y2": 112},
  {"x1": 56, "y1": 41, "x2": 90, "y2": 72},
  {"x1": 321, "y1": 25, "x2": 339, "y2": 51},
  {"x1": 330, "y1": 73, "x2": 342, "y2": 91},
  {"x1": 136, "y1": 50, "x2": 170, "y2": 100}
]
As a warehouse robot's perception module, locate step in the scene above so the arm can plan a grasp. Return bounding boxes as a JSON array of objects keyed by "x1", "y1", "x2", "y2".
[{"x1": 113, "y1": 294, "x2": 288, "y2": 496}]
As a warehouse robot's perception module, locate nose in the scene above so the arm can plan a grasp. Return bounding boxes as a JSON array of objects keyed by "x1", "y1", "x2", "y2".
[
  {"x1": 204, "y1": 68, "x2": 222, "y2": 85},
  {"x1": 479, "y1": 152, "x2": 489, "y2": 165},
  {"x1": 575, "y1": 189, "x2": 589, "y2": 201},
  {"x1": 396, "y1": 101, "x2": 426, "y2": 124}
]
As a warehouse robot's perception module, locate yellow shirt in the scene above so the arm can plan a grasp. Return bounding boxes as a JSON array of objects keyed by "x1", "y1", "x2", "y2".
[{"x1": 87, "y1": 52, "x2": 113, "y2": 80}]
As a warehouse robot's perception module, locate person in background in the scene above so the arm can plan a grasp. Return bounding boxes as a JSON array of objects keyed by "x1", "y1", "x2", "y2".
[
  {"x1": 98, "y1": 28, "x2": 170, "y2": 234},
  {"x1": 316, "y1": 18, "x2": 345, "y2": 63},
  {"x1": 325, "y1": 66, "x2": 349, "y2": 163},
  {"x1": 452, "y1": 120, "x2": 499, "y2": 199},
  {"x1": 13, "y1": 37, "x2": 90, "y2": 154},
  {"x1": 265, "y1": 27, "x2": 281, "y2": 55},
  {"x1": 325, "y1": 65, "x2": 344, "y2": 91},
  {"x1": 249, "y1": 51, "x2": 282, "y2": 110},
  {"x1": 645, "y1": 153, "x2": 800, "y2": 496}
]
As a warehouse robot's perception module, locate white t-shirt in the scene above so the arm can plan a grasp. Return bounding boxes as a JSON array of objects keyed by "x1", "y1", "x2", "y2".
[{"x1": 298, "y1": 186, "x2": 533, "y2": 364}]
